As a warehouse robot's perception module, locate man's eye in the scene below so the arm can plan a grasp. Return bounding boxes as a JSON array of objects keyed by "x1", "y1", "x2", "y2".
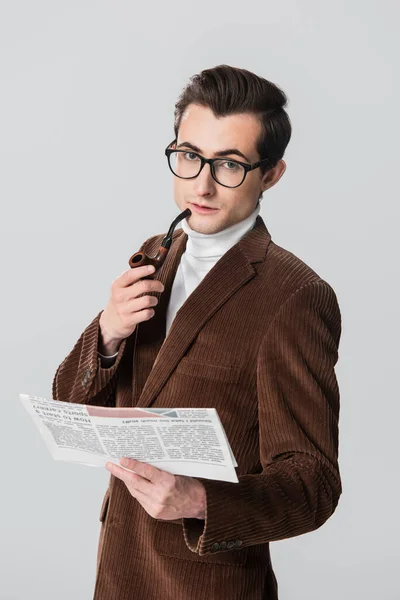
[
  {"x1": 183, "y1": 152, "x2": 199, "y2": 161},
  {"x1": 223, "y1": 161, "x2": 239, "y2": 170}
]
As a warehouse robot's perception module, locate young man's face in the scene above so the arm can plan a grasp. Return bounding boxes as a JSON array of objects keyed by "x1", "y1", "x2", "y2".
[{"x1": 171, "y1": 103, "x2": 286, "y2": 234}]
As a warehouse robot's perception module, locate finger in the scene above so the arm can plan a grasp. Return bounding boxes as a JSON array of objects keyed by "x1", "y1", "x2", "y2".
[
  {"x1": 119, "y1": 265, "x2": 155, "y2": 288},
  {"x1": 120, "y1": 458, "x2": 161, "y2": 483},
  {"x1": 131, "y1": 277, "x2": 165, "y2": 297},
  {"x1": 124, "y1": 295, "x2": 158, "y2": 314},
  {"x1": 106, "y1": 462, "x2": 149, "y2": 488},
  {"x1": 106, "y1": 461, "x2": 136, "y2": 485},
  {"x1": 121, "y1": 278, "x2": 164, "y2": 301},
  {"x1": 106, "y1": 462, "x2": 150, "y2": 499}
]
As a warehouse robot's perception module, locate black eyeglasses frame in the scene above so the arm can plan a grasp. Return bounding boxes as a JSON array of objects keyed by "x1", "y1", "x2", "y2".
[{"x1": 164, "y1": 140, "x2": 271, "y2": 189}]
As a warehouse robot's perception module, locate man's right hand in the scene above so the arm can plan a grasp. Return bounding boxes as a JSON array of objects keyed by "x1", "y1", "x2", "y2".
[{"x1": 98, "y1": 265, "x2": 165, "y2": 355}]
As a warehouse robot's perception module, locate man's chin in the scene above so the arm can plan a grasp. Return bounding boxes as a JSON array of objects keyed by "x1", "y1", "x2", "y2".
[{"x1": 187, "y1": 215, "x2": 227, "y2": 235}]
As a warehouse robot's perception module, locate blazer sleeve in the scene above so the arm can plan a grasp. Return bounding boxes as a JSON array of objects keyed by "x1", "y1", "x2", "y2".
[
  {"x1": 52, "y1": 309, "x2": 128, "y2": 406},
  {"x1": 182, "y1": 279, "x2": 342, "y2": 555}
]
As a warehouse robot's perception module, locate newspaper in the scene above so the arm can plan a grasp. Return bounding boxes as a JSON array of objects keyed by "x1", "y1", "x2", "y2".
[{"x1": 20, "y1": 394, "x2": 238, "y2": 483}]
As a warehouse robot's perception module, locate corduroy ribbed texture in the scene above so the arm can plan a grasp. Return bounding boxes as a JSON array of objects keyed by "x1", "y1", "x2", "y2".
[{"x1": 52, "y1": 215, "x2": 342, "y2": 600}]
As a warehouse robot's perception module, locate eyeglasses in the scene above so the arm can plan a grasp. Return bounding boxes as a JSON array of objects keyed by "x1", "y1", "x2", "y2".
[{"x1": 165, "y1": 140, "x2": 271, "y2": 189}]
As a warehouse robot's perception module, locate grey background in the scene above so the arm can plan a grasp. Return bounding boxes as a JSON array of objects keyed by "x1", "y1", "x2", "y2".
[{"x1": 1, "y1": 1, "x2": 399, "y2": 598}]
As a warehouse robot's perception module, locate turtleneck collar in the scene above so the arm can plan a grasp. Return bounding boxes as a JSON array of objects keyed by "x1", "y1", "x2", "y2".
[{"x1": 180, "y1": 202, "x2": 261, "y2": 259}]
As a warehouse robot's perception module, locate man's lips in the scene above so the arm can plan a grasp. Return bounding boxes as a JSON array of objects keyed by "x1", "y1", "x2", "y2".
[{"x1": 190, "y1": 203, "x2": 219, "y2": 212}]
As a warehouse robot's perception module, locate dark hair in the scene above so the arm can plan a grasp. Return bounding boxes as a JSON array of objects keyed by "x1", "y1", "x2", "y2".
[{"x1": 173, "y1": 64, "x2": 292, "y2": 187}]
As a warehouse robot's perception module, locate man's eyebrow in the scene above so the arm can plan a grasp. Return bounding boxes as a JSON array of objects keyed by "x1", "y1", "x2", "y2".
[{"x1": 176, "y1": 141, "x2": 251, "y2": 163}]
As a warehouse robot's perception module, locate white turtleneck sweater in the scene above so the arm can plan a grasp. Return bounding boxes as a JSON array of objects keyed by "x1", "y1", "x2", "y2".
[
  {"x1": 98, "y1": 203, "x2": 261, "y2": 366},
  {"x1": 165, "y1": 203, "x2": 260, "y2": 335}
]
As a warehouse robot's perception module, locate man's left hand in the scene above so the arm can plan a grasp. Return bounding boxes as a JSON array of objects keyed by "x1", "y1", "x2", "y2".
[{"x1": 106, "y1": 458, "x2": 206, "y2": 520}]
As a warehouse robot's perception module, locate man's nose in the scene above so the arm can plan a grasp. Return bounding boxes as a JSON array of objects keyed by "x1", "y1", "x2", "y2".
[{"x1": 193, "y1": 162, "x2": 216, "y2": 196}]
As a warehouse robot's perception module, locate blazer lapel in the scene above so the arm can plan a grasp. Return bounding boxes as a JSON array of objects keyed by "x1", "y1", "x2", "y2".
[
  {"x1": 131, "y1": 228, "x2": 188, "y2": 405},
  {"x1": 136, "y1": 215, "x2": 272, "y2": 408}
]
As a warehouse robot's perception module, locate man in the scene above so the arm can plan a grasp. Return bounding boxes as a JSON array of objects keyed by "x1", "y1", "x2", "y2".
[{"x1": 53, "y1": 64, "x2": 342, "y2": 600}]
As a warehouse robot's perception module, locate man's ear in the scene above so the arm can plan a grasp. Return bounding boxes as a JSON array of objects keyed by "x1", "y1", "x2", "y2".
[{"x1": 261, "y1": 159, "x2": 287, "y2": 193}]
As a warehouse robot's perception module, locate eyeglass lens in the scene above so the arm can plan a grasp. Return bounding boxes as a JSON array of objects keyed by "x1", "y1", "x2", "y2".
[{"x1": 169, "y1": 151, "x2": 245, "y2": 187}]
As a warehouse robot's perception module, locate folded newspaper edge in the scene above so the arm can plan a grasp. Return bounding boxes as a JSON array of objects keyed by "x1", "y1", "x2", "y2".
[{"x1": 20, "y1": 393, "x2": 238, "y2": 483}]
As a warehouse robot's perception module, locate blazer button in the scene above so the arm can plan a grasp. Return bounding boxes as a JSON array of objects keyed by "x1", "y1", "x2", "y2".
[
  {"x1": 211, "y1": 543, "x2": 220, "y2": 552},
  {"x1": 227, "y1": 540, "x2": 236, "y2": 550},
  {"x1": 219, "y1": 541, "x2": 227, "y2": 550},
  {"x1": 234, "y1": 540, "x2": 243, "y2": 548}
]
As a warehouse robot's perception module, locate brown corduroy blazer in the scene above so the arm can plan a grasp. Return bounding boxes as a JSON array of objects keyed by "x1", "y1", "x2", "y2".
[{"x1": 52, "y1": 215, "x2": 342, "y2": 600}]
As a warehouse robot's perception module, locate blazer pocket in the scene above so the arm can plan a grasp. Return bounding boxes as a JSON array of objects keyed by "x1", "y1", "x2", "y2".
[
  {"x1": 153, "y1": 520, "x2": 248, "y2": 567},
  {"x1": 176, "y1": 357, "x2": 241, "y2": 384},
  {"x1": 99, "y1": 488, "x2": 110, "y2": 522}
]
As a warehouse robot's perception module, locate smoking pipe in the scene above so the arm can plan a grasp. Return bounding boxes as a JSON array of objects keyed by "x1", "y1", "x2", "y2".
[{"x1": 128, "y1": 208, "x2": 191, "y2": 278}]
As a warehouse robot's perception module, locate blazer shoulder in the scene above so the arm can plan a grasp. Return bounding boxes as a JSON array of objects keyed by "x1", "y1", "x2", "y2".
[
  {"x1": 265, "y1": 240, "x2": 338, "y2": 300},
  {"x1": 261, "y1": 241, "x2": 341, "y2": 342}
]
